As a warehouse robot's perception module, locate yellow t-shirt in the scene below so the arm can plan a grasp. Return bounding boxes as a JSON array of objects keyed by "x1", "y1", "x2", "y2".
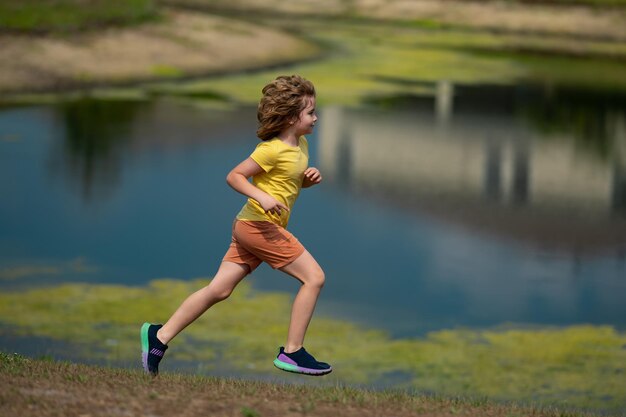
[{"x1": 236, "y1": 136, "x2": 309, "y2": 227}]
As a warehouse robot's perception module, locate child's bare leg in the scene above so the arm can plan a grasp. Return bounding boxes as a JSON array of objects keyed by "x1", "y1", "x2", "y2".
[
  {"x1": 157, "y1": 261, "x2": 249, "y2": 344},
  {"x1": 279, "y1": 250, "x2": 325, "y2": 353}
]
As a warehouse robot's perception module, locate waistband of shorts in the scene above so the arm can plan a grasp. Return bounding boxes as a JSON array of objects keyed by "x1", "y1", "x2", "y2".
[{"x1": 233, "y1": 219, "x2": 283, "y2": 229}]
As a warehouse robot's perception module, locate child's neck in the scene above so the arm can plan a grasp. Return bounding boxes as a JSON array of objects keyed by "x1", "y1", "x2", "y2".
[{"x1": 277, "y1": 132, "x2": 299, "y2": 147}]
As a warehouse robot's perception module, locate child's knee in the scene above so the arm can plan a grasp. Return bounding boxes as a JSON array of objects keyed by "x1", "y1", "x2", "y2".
[
  {"x1": 310, "y1": 267, "x2": 325, "y2": 288},
  {"x1": 203, "y1": 284, "x2": 233, "y2": 303},
  {"x1": 213, "y1": 287, "x2": 234, "y2": 302}
]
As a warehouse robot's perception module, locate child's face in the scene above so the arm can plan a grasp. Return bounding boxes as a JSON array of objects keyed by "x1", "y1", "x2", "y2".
[{"x1": 293, "y1": 96, "x2": 317, "y2": 136}]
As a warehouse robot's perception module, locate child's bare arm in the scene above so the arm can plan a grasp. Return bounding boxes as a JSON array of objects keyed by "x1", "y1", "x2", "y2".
[{"x1": 226, "y1": 158, "x2": 289, "y2": 216}]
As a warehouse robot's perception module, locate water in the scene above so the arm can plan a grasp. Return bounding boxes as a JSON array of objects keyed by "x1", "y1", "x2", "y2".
[{"x1": 1, "y1": 82, "x2": 625, "y2": 343}]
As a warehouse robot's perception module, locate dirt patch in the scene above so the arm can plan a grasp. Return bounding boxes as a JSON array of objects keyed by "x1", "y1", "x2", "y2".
[
  {"x1": 1, "y1": 1, "x2": 624, "y2": 96},
  {"x1": 357, "y1": 0, "x2": 626, "y2": 40},
  {"x1": 182, "y1": 0, "x2": 626, "y2": 40},
  {"x1": 0, "y1": 9, "x2": 319, "y2": 94}
]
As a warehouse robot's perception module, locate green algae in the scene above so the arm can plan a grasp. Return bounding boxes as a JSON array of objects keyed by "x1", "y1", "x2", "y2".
[
  {"x1": 151, "y1": 65, "x2": 185, "y2": 78},
  {"x1": 155, "y1": 20, "x2": 625, "y2": 107},
  {"x1": 0, "y1": 278, "x2": 624, "y2": 413},
  {"x1": 0, "y1": 0, "x2": 158, "y2": 33},
  {"x1": 0, "y1": 258, "x2": 98, "y2": 282},
  {"x1": 160, "y1": 23, "x2": 523, "y2": 106},
  {"x1": 4, "y1": 17, "x2": 624, "y2": 107}
]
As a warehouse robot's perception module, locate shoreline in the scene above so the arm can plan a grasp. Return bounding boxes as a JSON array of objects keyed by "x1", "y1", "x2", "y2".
[
  {"x1": 0, "y1": 50, "x2": 326, "y2": 104},
  {"x1": 0, "y1": 9, "x2": 322, "y2": 99},
  {"x1": 1, "y1": 2, "x2": 625, "y2": 100}
]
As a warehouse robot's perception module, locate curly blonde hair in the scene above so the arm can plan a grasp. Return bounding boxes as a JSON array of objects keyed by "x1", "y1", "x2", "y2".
[{"x1": 257, "y1": 75, "x2": 316, "y2": 141}]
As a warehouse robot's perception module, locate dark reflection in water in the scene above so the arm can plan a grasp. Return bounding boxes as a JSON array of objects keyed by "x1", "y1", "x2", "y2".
[
  {"x1": 0, "y1": 82, "x2": 624, "y2": 340},
  {"x1": 51, "y1": 99, "x2": 148, "y2": 203},
  {"x1": 341, "y1": 83, "x2": 626, "y2": 252},
  {"x1": 367, "y1": 82, "x2": 625, "y2": 161},
  {"x1": 521, "y1": 87, "x2": 625, "y2": 161}
]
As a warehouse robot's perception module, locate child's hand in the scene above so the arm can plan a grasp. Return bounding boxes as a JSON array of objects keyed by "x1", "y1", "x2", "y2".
[
  {"x1": 303, "y1": 167, "x2": 322, "y2": 188},
  {"x1": 258, "y1": 194, "x2": 290, "y2": 216}
]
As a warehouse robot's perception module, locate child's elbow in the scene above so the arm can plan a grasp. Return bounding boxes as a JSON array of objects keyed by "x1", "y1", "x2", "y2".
[{"x1": 226, "y1": 170, "x2": 239, "y2": 187}]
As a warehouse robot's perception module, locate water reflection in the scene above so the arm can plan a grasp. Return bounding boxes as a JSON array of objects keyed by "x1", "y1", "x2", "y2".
[
  {"x1": 48, "y1": 98, "x2": 256, "y2": 204},
  {"x1": 319, "y1": 82, "x2": 626, "y2": 255},
  {"x1": 50, "y1": 99, "x2": 145, "y2": 203},
  {"x1": 0, "y1": 82, "x2": 624, "y2": 339}
]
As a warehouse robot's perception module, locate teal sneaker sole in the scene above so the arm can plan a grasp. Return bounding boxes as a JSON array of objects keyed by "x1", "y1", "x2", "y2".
[{"x1": 273, "y1": 357, "x2": 332, "y2": 376}]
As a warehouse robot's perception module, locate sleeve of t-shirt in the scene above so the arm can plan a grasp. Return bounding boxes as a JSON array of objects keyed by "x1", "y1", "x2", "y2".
[{"x1": 250, "y1": 140, "x2": 277, "y2": 173}]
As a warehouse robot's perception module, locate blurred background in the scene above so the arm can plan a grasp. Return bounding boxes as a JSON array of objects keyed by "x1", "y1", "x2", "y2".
[{"x1": 1, "y1": 0, "x2": 625, "y2": 413}]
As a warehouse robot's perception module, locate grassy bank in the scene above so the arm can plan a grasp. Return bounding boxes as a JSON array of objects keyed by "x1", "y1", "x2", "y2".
[
  {"x1": 0, "y1": 0, "x2": 624, "y2": 99},
  {"x1": 0, "y1": 352, "x2": 612, "y2": 417},
  {"x1": 0, "y1": 279, "x2": 624, "y2": 413},
  {"x1": 0, "y1": 8, "x2": 321, "y2": 96},
  {"x1": 0, "y1": 0, "x2": 158, "y2": 33},
  {"x1": 145, "y1": 17, "x2": 626, "y2": 108}
]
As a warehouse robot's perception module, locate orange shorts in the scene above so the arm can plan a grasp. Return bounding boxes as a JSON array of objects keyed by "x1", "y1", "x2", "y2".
[{"x1": 222, "y1": 220, "x2": 305, "y2": 272}]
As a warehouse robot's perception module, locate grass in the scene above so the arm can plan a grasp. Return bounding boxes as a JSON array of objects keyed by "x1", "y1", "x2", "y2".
[
  {"x1": 475, "y1": 0, "x2": 626, "y2": 5},
  {"x1": 145, "y1": 18, "x2": 626, "y2": 107},
  {"x1": 0, "y1": 352, "x2": 616, "y2": 417},
  {"x1": 0, "y1": 0, "x2": 158, "y2": 33},
  {"x1": 0, "y1": 0, "x2": 624, "y2": 103},
  {"x1": 431, "y1": 0, "x2": 626, "y2": 5},
  {"x1": 151, "y1": 64, "x2": 185, "y2": 77},
  {"x1": 0, "y1": 278, "x2": 624, "y2": 413},
  {"x1": 164, "y1": 0, "x2": 626, "y2": 11}
]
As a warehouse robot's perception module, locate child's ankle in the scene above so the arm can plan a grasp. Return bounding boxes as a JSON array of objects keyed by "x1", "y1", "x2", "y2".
[
  {"x1": 284, "y1": 344, "x2": 302, "y2": 354},
  {"x1": 156, "y1": 328, "x2": 168, "y2": 346}
]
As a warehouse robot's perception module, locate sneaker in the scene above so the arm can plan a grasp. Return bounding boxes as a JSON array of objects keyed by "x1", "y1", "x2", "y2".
[
  {"x1": 141, "y1": 323, "x2": 168, "y2": 376},
  {"x1": 273, "y1": 346, "x2": 332, "y2": 376}
]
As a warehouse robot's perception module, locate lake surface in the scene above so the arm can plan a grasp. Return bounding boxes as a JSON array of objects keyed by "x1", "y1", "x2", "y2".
[{"x1": 1, "y1": 81, "x2": 625, "y2": 341}]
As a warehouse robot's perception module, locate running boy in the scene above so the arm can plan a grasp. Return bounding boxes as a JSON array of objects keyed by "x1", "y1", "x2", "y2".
[{"x1": 141, "y1": 75, "x2": 332, "y2": 376}]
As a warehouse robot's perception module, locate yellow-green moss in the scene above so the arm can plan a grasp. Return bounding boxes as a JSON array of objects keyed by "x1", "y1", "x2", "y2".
[
  {"x1": 153, "y1": 21, "x2": 626, "y2": 107},
  {"x1": 151, "y1": 65, "x2": 184, "y2": 78},
  {"x1": 0, "y1": 278, "x2": 624, "y2": 413}
]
